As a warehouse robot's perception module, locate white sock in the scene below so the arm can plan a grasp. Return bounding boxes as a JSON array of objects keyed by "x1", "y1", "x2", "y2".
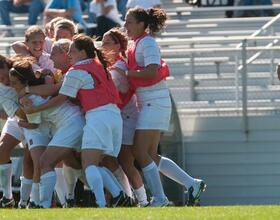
[
  {"x1": 85, "y1": 165, "x2": 106, "y2": 207},
  {"x1": 0, "y1": 163, "x2": 13, "y2": 199},
  {"x1": 142, "y1": 161, "x2": 166, "y2": 202},
  {"x1": 62, "y1": 165, "x2": 77, "y2": 200},
  {"x1": 99, "y1": 167, "x2": 122, "y2": 198},
  {"x1": 30, "y1": 182, "x2": 40, "y2": 205},
  {"x1": 134, "y1": 185, "x2": 148, "y2": 206},
  {"x1": 158, "y1": 156, "x2": 195, "y2": 189},
  {"x1": 40, "y1": 171, "x2": 56, "y2": 208},
  {"x1": 55, "y1": 168, "x2": 67, "y2": 206},
  {"x1": 19, "y1": 176, "x2": 33, "y2": 206},
  {"x1": 114, "y1": 166, "x2": 133, "y2": 198}
]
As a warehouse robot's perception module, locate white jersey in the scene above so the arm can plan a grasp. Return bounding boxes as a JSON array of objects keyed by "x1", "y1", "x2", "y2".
[
  {"x1": 26, "y1": 95, "x2": 82, "y2": 128},
  {"x1": 126, "y1": 0, "x2": 161, "y2": 9},
  {"x1": 59, "y1": 59, "x2": 95, "y2": 98},
  {"x1": 110, "y1": 59, "x2": 129, "y2": 94},
  {"x1": 90, "y1": 0, "x2": 124, "y2": 25},
  {"x1": 38, "y1": 52, "x2": 58, "y2": 74},
  {"x1": 0, "y1": 83, "x2": 19, "y2": 117},
  {"x1": 44, "y1": 37, "x2": 53, "y2": 54}
]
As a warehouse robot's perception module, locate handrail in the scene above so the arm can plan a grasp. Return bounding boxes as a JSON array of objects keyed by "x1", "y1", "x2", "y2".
[
  {"x1": 236, "y1": 13, "x2": 280, "y2": 49},
  {"x1": 164, "y1": 4, "x2": 280, "y2": 13},
  {"x1": 157, "y1": 35, "x2": 280, "y2": 45}
]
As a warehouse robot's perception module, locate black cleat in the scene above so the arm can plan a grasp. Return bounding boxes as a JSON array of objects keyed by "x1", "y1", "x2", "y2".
[
  {"x1": 27, "y1": 201, "x2": 40, "y2": 209},
  {"x1": 63, "y1": 198, "x2": 75, "y2": 208},
  {"x1": 112, "y1": 192, "x2": 131, "y2": 207},
  {"x1": 0, "y1": 197, "x2": 15, "y2": 208},
  {"x1": 187, "y1": 179, "x2": 206, "y2": 206},
  {"x1": 17, "y1": 202, "x2": 27, "y2": 209}
]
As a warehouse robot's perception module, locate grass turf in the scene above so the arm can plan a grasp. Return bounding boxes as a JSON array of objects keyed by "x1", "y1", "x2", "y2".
[{"x1": 0, "y1": 206, "x2": 279, "y2": 220}]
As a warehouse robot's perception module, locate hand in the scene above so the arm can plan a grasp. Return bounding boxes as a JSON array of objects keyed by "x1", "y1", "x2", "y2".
[
  {"x1": 19, "y1": 95, "x2": 33, "y2": 107},
  {"x1": 18, "y1": 120, "x2": 38, "y2": 129}
]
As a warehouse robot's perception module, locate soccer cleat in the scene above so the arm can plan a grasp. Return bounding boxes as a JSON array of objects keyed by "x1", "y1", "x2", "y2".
[
  {"x1": 0, "y1": 197, "x2": 15, "y2": 208},
  {"x1": 112, "y1": 192, "x2": 131, "y2": 207},
  {"x1": 187, "y1": 179, "x2": 206, "y2": 206},
  {"x1": 149, "y1": 197, "x2": 169, "y2": 207},
  {"x1": 17, "y1": 201, "x2": 27, "y2": 209},
  {"x1": 63, "y1": 198, "x2": 75, "y2": 208},
  {"x1": 27, "y1": 201, "x2": 40, "y2": 209}
]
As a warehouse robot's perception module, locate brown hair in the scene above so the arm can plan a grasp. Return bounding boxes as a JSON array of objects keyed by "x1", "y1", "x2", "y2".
[
  {"x1": 25, "y1": 25, "x2": 45, "y2": 42},
  {"x1": 0, "y1": 55, "x2": 12, "y2": 69},
  {"x1": 105, "y1": 28, "x2": 128, "y2": 58},
  {"x1": 10, "y1": 54, "x2": 37, "y2": 64},
  {"x1": 72, "y1": 34, "x2": 111, "y2": 78},
  {"x1": 45, "y1": 17, "x2": 64, "y2": 38},
  {"x1": 54, "y1": 18, "x2": 77, "y2": 38},
  {"x1": 9, "y1": 60, "x2": 44, "y2": 86},
  {"x1": 127, "y1": 7, "x2": 167, "y2": 35}
]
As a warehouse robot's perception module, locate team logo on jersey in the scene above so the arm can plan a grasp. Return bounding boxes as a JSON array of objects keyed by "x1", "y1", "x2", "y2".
[{"x1": 29, "y1": 139, "x2": 33, "y2": 145}]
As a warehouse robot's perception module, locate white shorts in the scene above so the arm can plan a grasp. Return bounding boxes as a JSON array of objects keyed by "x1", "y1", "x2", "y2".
[
  {"x1": 49, "y1": 115, "x2": 85, "y2": 152},
  {"x1": 82, "y1": 104, "x2": 122, "y2": 157},
  {"x1": 1, "y1": 117, "x2": 25, "y2": 143},
  {"x1": 121, "y1": 97, "x2": 138, "y2": 146},
  {"x1": 136, "y1": 97, "x2": 171, "y2": 131},
  {"x1": 23, "y1": 124, "x2": 50, "y2": 150}
]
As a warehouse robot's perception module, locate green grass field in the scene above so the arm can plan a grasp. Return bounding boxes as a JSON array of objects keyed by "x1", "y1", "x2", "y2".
[{"x1": 0, "y1": 206, "x2": 280, "y2": 220}]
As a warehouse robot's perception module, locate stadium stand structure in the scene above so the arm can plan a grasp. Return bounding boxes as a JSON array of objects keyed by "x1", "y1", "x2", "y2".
[{"x1": 2, "y1": 0, "x2": 280, "y2": 206}]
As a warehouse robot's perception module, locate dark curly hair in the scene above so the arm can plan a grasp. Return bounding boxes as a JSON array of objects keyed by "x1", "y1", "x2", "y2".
[{"x1": 127, "y1": 7, "x2": 167, "y2": 35}]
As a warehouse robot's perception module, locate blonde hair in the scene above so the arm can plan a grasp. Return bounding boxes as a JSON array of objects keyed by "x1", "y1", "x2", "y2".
[
  {"x1": 52, "y1": 38, "x2": 72, "y2": 53},
  {"x1": 54, "y1": 18, "x2": 77, "y2": 37}
]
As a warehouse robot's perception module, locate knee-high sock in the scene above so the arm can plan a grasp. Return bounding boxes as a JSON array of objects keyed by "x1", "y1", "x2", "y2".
[
  {"x1": 55, "y1": 168, "x2": 67, "y2": 205},
  {"x1": 99, "y1": 167, "x2": 122, "y2": 198},
  {"x1": 0, "y1": 163, "x2": 13, "y2": 199},
  {"x1": 113, "y1": 166, "x2": 133, "y2": 197},
  {"x1": 142, "y1": 161, "x2": 166, "y2": 202},
  {"x1": 62, "y1": 165, "x2": 77, "y2": 200},
  {"x1": 158, "y1": 156, "x2": 195, "y2": 189},
  {"x1": 40, "y1": 171, "x2": 56, "y2": 208},
  {"x1": 19, "y1": 176, "x2": 33, "y2": 206},
  {"x1": 133, "y1": 185, "x2": 148, "y2": 206},
  {"x1": 85, "y1": 165, "x2": 106, "y2": 207},
  {"x1": 30, "y1": 182, "x2": 40, "y2": 205}
]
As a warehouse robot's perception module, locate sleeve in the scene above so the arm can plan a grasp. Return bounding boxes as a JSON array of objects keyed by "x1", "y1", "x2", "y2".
[
  {"x1": 113, "y1": 60, "x2": 128, "y2": 71},
  {"x1": 2, "y1": 100, "x2": 19, "y2": 118},
  {"x1": 141, "y1": 37, "x2": 161, "y2": 67},
  {"x1": 110, "y1": 69, "x2": 129, "y2": 93},
  {"x1": 59, "y1": 70, "x2": 85, "y2": 98},
  {"x1": 0, "y1": 89, "x2": 19, "y2": 117}
]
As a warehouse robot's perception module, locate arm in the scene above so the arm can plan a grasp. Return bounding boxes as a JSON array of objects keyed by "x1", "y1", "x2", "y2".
[
  {"x1": 18, "y1": 120, "x2": 38, "y2": 129},
  {"x1": 44, "y1": 8, "x2": 75, "y2": 19},
  {"x1": 15, "y1": 107, "x2": 27, "y2": 120},
  {"x1": 127, "y1": 64, "x2": 159, "y2": 78},
  {"x1": 23, "y1": 94, "x2": 68, "y2": 114},
  {"x1": 19, "y1": 83, "x2": 62, "y2": 98},
  {"x1": 11, "y1": 41, "x2": 30, "y2": 55},
  {"x1": 0, "y1": 110, "x2": 7, "y2": 120}
]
